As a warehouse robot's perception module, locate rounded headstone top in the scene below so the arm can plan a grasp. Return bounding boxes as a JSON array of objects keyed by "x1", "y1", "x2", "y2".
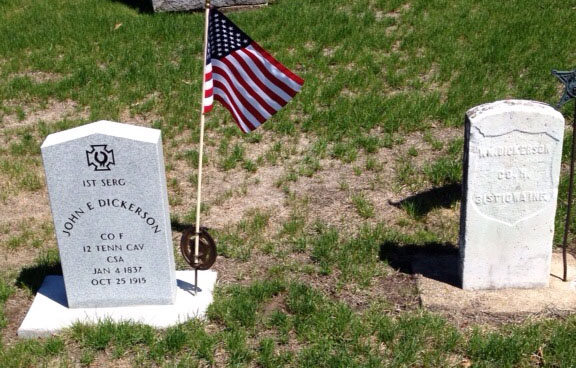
[
  {"x1": 466, "y1": 99, "x2": 562, "y2": 121},
  {"x1": 465, "y1": 99, "x2": 564, "y2": 139}
]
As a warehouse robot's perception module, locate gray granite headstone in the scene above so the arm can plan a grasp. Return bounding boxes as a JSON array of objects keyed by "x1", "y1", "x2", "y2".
[
  {"x1": 152, "y1": 0, "x2": 267, "y2": 12},
  {"x1": 460, "y1": 100, "x2": 565, "y2": 289},
  {"x1": 41, "y1": 121, "x2": 176, "y2": 308}
]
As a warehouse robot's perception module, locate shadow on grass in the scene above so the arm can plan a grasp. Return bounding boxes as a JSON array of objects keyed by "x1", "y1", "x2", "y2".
[
  {"x1": 16, "y1": 260, "x2": 62, "y2": 294},
  {"x1": 171, "y1": 219, "x2": 214, "y2": 234},
  {"x1": 110, "y1": 0, "x2": 154, "y2": 13},
  {"x1": 379, "y1": 241, "x2": 460, "y2": 288},
  {"x1": 171, "y1": 219, "x2": 192, "y2": 233},
  {"x1": 389, "y1": 183, "x2": 461, "y2": 218}
]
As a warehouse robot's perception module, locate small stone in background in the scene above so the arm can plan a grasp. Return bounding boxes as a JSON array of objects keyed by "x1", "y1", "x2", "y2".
[{"x1": 152, "y1": 0, "x2": 267, "y2": 12}]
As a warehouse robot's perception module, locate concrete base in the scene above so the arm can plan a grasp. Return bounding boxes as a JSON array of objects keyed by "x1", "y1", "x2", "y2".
[
  {"x1": 18, "y1": 270, "x2": 217, "y2": 338},
  {"x1": 414, "y1": 253, "x2": 576, "y2": 314}
]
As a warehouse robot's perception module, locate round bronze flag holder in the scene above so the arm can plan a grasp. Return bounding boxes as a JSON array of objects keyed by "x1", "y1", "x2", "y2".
[
  {"x1": 180, "y1": 227, "x2": 217, "y2": 271},
  {"x1": 180, "y1": 227, "x2": 217, "y2": 294}
]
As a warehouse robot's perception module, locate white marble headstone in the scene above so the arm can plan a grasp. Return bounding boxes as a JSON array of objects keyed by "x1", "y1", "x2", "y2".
[
  {"x1": 41, "y1": 121, "x2": 176, "y2": 308},
  {"x1": 460, "y1": 100, "x2": 565, "y2": 289}
]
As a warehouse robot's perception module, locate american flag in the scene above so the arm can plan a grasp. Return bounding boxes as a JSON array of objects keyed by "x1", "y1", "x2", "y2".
[{"x1": 202, "y1": 9, "x2": 304, "y2": 133}]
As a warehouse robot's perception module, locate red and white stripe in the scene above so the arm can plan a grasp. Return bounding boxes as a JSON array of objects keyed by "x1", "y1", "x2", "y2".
[{"x1": 203, "y1": 43, "x2": 304, "y2": 133}]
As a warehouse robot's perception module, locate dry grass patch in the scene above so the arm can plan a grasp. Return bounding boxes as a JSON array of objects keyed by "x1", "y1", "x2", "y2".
[
  {"x1": 0, "y1": 216, "x2": 56, "y2": 271},
  {"x1": 382, "y1": 3, "x2": 412, "y2": 19},
  {"x1": 2, "y1": 288, "x2": 33, "y2": 345},
  {"x1": 118, "y1": 110, "x2": 162, "y2": 128},
  {"x1": 0, "y1": 161, "x2": 44, "y2": 200},
  {"x1": 0, "y1": 99, "x2": 88, "y2": 130},
  {"x1": 12, "y1": 71, "x2": 66, "y2": 83}
]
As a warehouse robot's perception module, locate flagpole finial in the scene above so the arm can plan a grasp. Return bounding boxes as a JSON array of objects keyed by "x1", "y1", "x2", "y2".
[{"x1": 205, "y1": 0, "x2": 210, "y2": 9}]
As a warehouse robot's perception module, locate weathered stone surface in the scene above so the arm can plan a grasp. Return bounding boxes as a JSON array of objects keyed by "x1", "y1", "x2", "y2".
[
  {"x1": 152, "y1": 0, "x2": 267, "y2": 12},
  {"x1": 41, "y1": 121, "x2": 176, "y2": 308},
  {"x1": 459, "y1": 100, "x2": 565, "y2": 290}
]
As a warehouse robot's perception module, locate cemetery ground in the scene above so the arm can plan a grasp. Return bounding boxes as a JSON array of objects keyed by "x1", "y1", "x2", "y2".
[{"x1": 1, "y1": 0, "x2": 576, "y2": 366}]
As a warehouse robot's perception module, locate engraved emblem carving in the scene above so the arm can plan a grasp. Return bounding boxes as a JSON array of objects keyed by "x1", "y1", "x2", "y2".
[
  {"x1": 470, "y1": 128, "x2": 559, "y2": 225},
  {"x1": 86, "y1": 145, "x2": 115, "y2": 171}
]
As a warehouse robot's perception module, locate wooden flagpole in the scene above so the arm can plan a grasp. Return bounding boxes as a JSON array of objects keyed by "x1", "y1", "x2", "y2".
[{"x1": 194, "y1": 0, "x2": 211, "y2": 292}]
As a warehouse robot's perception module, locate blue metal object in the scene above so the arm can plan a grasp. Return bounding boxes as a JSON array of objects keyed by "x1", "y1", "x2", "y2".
[{"x1": 553, "y1": 69, "x2": 576, "y2": 108}]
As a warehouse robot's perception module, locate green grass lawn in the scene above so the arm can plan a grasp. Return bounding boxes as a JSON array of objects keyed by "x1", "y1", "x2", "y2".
[{"x1": 1, "y1": 0, "x2": 576, "y2": 366}]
